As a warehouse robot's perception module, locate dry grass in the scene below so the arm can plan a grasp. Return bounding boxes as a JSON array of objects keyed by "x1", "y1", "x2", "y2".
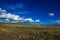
[{"x1": 0, "y1": 22, "x2": 60, "y2": 40}]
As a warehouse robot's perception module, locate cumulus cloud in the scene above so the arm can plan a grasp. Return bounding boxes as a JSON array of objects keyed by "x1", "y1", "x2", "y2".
[
  {"x1": 0, "y1": 8, "x2": 40, "y2": 23},
  {"x1": 0, "y1": 8, "x2": 6, "y2": 13},
  {"x1": 0, "y1": 13, "x2": 6, "y2": 18},
  {"x1": 5, "y1": 19, "x2": 9, "y2": 22},
  {"x1": 35, "y1": 20, "x2": 40, "y2": 22},
  {"x1": 24, "y1": 18, "x2": 34, "y2": 22},
  {"x1": 49, "y1": 13, "x2": 54, "y2": 16}
]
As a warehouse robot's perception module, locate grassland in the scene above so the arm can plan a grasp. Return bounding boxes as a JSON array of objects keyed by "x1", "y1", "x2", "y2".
[{"x1": 0, "y1": 22, "x2": 60, "y2": 40}]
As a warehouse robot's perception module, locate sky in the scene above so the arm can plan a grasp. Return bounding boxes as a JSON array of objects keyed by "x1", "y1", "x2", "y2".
[{"x1": 0, "y1": 0, "x2": 60, "y2": 25}]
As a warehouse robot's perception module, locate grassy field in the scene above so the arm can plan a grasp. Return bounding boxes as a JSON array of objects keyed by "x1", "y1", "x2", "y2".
[{"x1": 0, "y1": 22, "x2": 60, "y2": 40}]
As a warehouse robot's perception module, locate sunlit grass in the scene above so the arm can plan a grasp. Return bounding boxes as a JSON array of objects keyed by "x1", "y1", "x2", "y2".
[{"x1": 0, "y1": 22, "x2": 60, "y2": 40}]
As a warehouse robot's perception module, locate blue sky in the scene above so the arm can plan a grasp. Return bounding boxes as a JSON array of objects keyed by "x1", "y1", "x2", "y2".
[{"x1": 0, "y1": 0, "x2": 60, "y2": 25}]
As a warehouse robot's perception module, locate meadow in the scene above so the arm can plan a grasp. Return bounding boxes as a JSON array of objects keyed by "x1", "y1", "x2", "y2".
[{"x1": 0, "y1": 22, "x2": 60, "y2": 40}]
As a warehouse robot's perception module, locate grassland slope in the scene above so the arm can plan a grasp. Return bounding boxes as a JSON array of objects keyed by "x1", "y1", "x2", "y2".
[{"x1": 0, "y1": 22, "x2": 60, "y2": 40}]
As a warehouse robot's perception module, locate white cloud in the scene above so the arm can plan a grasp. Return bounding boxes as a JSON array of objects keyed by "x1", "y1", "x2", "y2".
[
  {"x1": 6, "y1": 13, "x2": 21, "y2": 21},
  {"x1": 6, "y1": 13, "x2": 13, "y2": 18},
  {"x1": 49, "y1": 13, "x2": 54, "y2": 16},
  {"x1": 0, "y1": 8, "x2": 40, "y2": 23},
  {"x1": 13, "y1": 15, "x2": 20, "y2": 20},
  {"x1": 24, "y1": 18, "x2": 34, "y2": 22},
  {"x1": 0, "y1": 13, "x2": 7, "y2": 18},
  {"x1": 19, "y1": 18, "x2": 24, "y2": 20},
  {"x1": 55, "y1": 20, "x2": 60, "y2": 24},
  {"x1": 35, "y1": 20, "x2": 40, "y2": 22},
  {"x1": 5, "y1": 19, "x2": 9, "y2": 22},
  {"x1": 6, "y1": 13, "x2": 20, "y2": 20},
  {"x1": 0, "y1": 8, "x2": 6, "y2": 13},
  {"x1": 52, "y1": 20, "x2": 60, "y2": 24},
  {"x1": 55, "y1": 20, "x2": 60, "y2": 22}
]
